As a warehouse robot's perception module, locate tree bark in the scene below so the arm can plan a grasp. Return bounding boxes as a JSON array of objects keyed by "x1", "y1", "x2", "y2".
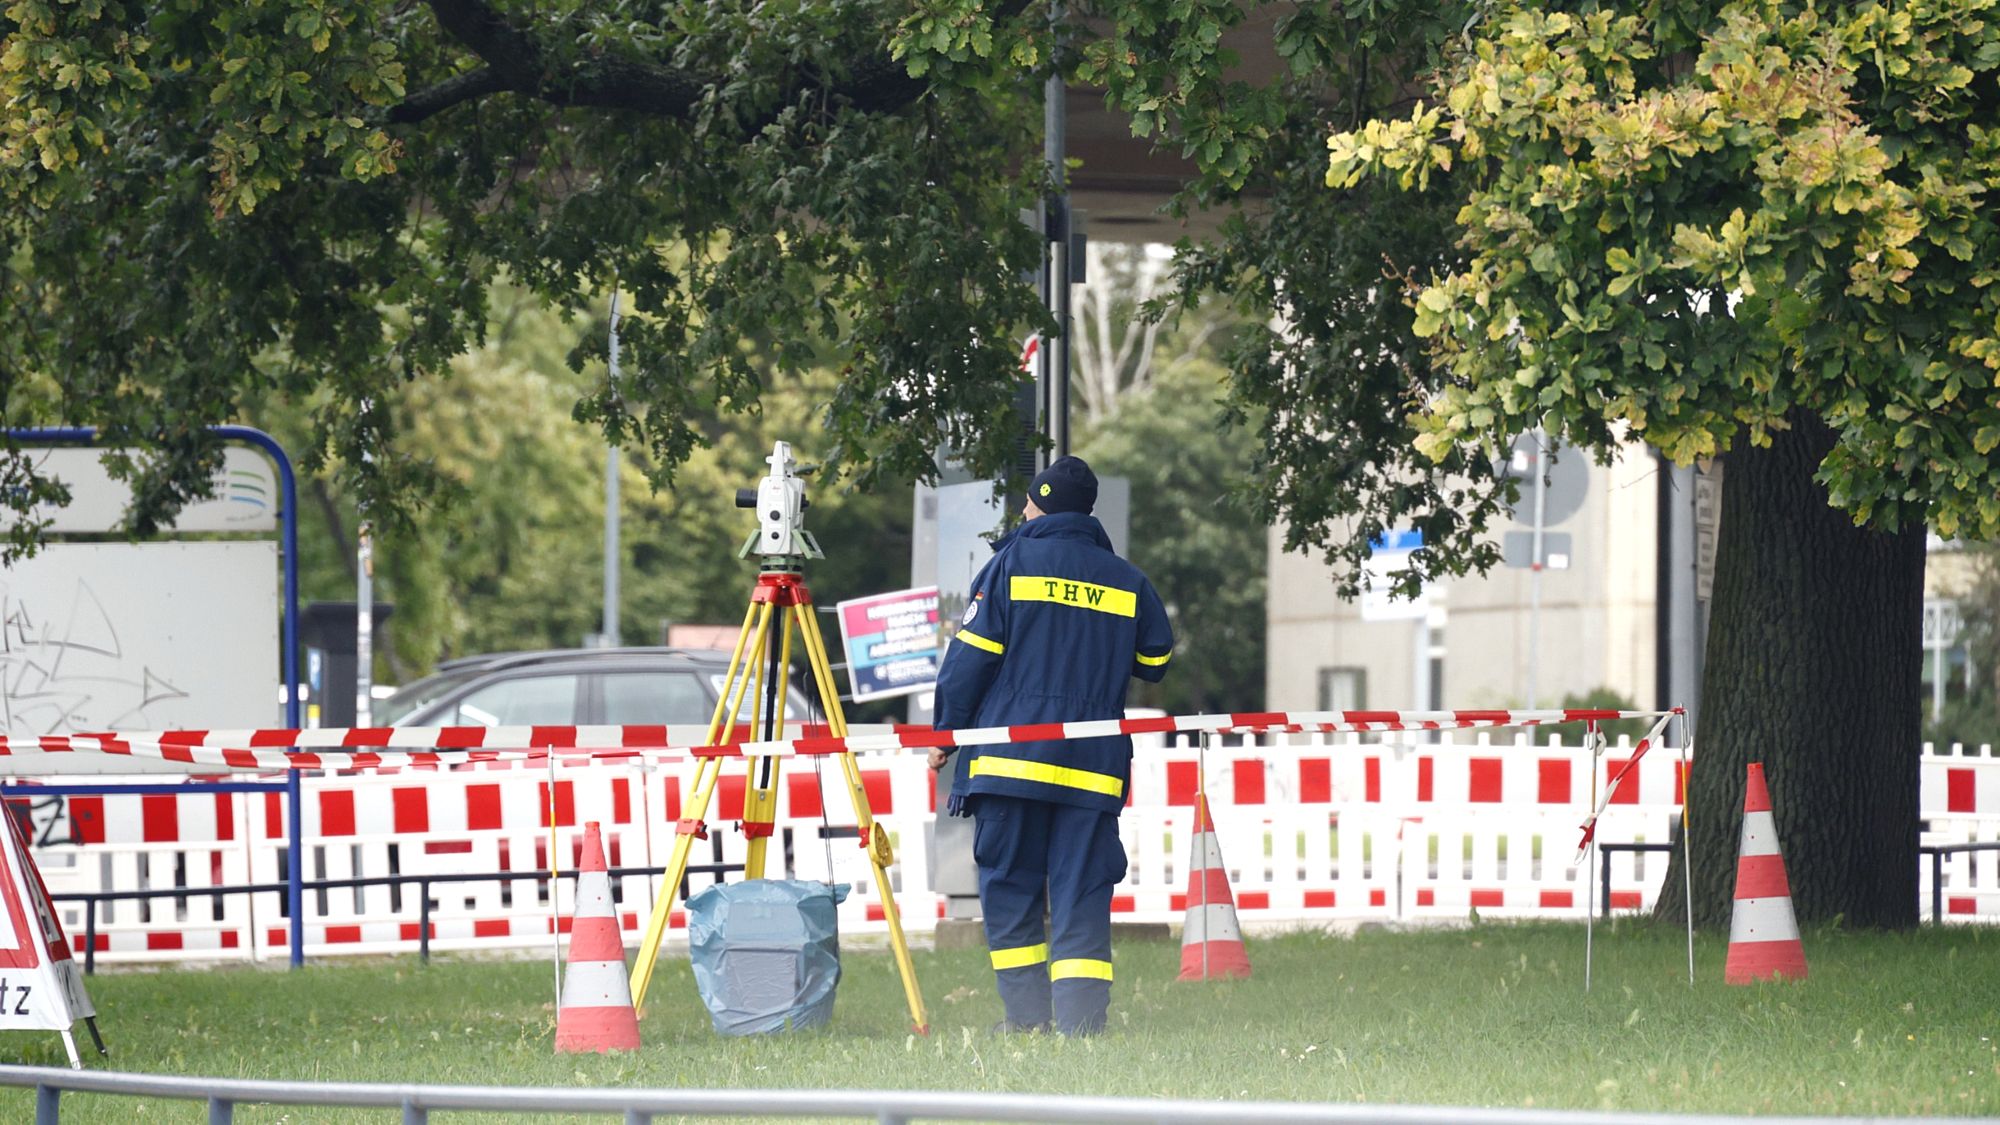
[{"x1": 1654, "y1": 410, "x2": 1924, "y2": 930}]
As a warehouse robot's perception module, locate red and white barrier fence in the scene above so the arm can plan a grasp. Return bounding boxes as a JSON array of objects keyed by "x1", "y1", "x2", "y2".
[
  {"x1": 3, "y1": 718, "x2": 1996, "y2": 964},
  {"x1": 0, "y1": 708, "x2": 1673, "y2": 771}
]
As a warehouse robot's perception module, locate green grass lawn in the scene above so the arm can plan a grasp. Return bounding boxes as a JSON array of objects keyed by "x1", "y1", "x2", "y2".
[{"x1": 2, "y1": 922, "x2": 1996, "y2": 1122}]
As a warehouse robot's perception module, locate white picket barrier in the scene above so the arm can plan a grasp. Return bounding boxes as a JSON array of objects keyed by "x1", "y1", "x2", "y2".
[{"x1": 7, "y1": 735, "x2": 1998, "y2": 964}]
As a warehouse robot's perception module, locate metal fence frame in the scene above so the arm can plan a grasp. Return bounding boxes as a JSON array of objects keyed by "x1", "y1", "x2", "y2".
[
  {"x1": 42, "y1": 857, "x2": 741, "y2": 973},
  {"x1": 4, "y1": 1065, "x2": 1970, "y2": 1125},
  {"x1": 1924, "y1": 841, "x2": 2000, "y2": 922}
]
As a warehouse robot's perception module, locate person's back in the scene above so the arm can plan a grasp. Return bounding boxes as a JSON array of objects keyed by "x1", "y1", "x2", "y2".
[
  {"x1": 930, "y1": 456, "x2": 1173, "y2": 1036},
  {"x1": 941, "y1": 510, "x2": 1169, "y2": 816}
]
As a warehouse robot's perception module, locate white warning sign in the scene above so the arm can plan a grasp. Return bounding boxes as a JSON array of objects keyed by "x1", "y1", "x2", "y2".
[{"x1": 0, "y1": 808, "x2": 97, "y2": 1066}]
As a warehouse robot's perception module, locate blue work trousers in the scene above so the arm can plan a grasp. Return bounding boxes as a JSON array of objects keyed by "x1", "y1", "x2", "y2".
[{"x1": 972, "y1": 795, "x2": 1125, "y2": 1035}]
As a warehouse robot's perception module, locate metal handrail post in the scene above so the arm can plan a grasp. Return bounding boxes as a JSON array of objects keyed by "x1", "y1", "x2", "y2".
[
  {"x1": 208, "y1": 1096, "x2": 233, "y2": 1124},
  {"x1": 419, "y1": 880, "x2": 432, "y2": 964},
  {"x1": 34, "y1": 1082, "x2": 57, "y2": 1125}
]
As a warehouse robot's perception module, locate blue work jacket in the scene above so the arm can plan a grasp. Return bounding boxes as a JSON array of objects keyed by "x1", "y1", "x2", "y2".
[{"x1": 933, "y1": 511, "x2": 1174, "y2": 816}]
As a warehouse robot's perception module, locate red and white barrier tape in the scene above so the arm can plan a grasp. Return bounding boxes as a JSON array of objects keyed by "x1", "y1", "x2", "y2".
[
  {"x1": 1573, "y1": 711, "x2": 1681, "y2": 862},
  {"x1": 0, "y1": 707, "x2": 1681, "y2": 773}
]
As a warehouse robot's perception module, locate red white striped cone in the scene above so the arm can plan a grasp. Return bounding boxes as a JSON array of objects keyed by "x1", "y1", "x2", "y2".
[
  {"x1": 1724, "y1": 763, "x2": 1808, "y2": 985},
  {"x1": 1177, "y1": 792, "x2": 1251, "y2": 980},
  {"x1": 555, "y1": 822, "x2": 642, "y2": 1052}
]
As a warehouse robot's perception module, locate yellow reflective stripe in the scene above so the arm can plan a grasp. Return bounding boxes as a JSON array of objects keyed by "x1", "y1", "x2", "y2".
[
  {"x1": 968, "y1": 754, "x2": 1124, "y2": 799},
  {"x1": 989, "y1": 943, "x2": 1049, "y2": 971},
  {"x1": 956, "y1": 629, "x2": 1004, "y2": 655},
  {"x1": 1009, "y1": 576, "x2": 1137, "y2": 618},
  {"x1": 1051, "y1": 958, "x2": 1113, "y2": 982},
  {"x1": 1135, "y1": 650, "x2": 1171, "y2": 667}
]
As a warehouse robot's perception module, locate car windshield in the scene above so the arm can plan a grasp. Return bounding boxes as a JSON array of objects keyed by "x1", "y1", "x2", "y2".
[{"x1": 377, "y1": 667, "x2": 485, "y2": 726}]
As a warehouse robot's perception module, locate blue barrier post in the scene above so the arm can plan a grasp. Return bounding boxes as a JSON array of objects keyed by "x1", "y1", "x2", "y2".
[{"x1": 286, "y1": 770, "x2": 304, "y2": 967}]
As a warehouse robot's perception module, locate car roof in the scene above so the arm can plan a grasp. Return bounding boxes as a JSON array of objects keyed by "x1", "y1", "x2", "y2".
[{"x1": 431, "y1": 647, "x2": 733, "y2": 674}]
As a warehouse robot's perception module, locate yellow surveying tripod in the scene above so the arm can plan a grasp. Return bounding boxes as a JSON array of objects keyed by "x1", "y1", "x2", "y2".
[{"x1": 628, "y1": 441, "x2": 929, "y2": 1033}]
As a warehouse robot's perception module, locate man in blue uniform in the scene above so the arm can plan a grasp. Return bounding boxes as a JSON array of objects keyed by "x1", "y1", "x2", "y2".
[{"x1": 929, "y1": 456, "x2": 1173, "y2": 1036}]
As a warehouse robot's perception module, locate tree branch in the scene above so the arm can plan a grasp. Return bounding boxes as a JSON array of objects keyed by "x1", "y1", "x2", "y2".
[
  {"x1": 387, "y1": 66, "x2": 509, "y2": 124},
  {"x1": 391, "y1": 0, "x2": 1032, "y2": 131}
]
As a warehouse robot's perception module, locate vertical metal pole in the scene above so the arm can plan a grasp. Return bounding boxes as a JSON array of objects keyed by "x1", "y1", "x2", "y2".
[
  {"x1": 1044, "y1": 1, "x2": 1069, "y2": 461},
  {"x1": 82, "y1": 900, "x2": 96, "y2": 975},
  {"x1": 604, "y1": 288, "x2": 623, "y2": 647},
  {"x1": 1411, "y1": 618, "x2": 1430, "y2": 717},
  {"x1": 1680, "y1": 714, "x2": 1695, "y2": 986},
  {"x1": 222, "y1": 427, "x2": 304, "y2": 729},
  {"x1": 287, "y1": 767, "x2": 304, "y2": 968},
  {"x1": 207, "y1": 1097, "x2": 233, "y2": 1125},
  {"x1": 34, "y1": 1084, "x2": 58, "y2": 1125},
  {"x1": 1526, "y1": 434, "x2": 1546, "y2": 710},
  {"x1": 275, "y1": 440, "x2": 301, "y2": 730},
  {"x1": 420, "y1": 878, "x2": 432, "y2": 963},
  {"x1": 357, "y1": 521, "x2": 373, "y2": 726},
  {"x1": 1583, "y1": 722, "x2": 1597, "y2": 993},
  {"x1": 355, "y1": 401, "x2": 375, "y2": 727},
  {"x1": 401, "y1": 1098, "x2": 427, "y2": 1125},
  {"x1": 1932, "y1": 642, "x2": 1946, "y2": 725}
]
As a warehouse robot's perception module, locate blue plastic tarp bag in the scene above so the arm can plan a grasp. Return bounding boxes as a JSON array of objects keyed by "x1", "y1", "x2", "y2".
[{"x1": 686, "y1": 879, "x2": 849, "y2": 1035}]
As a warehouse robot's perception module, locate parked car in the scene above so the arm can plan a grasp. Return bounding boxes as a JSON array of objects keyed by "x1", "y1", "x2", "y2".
[{"x1": 378, "y1": 647, "x2": 815, "y2": 731}]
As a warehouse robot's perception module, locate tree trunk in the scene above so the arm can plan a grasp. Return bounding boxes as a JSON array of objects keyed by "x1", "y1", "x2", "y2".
[{"x1": 1654, "y1": 411, "x2": 1925, "y2": 930}]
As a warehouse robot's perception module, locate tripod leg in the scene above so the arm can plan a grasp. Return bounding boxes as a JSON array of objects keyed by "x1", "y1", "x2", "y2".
[
  {"x1": 629, "y1": 754, "x2": 727, "y2": 1009},
  {"x1": 84, "y1": 1016, "x2": 106, "y2": 1057},
  {"x1": 795, "y1": 604, "x2": 931, "y2": 1034},
  {"x1": 629, "y1": 599, "x2": 765, "y2": 1009},
  {"x1": 743, "y1": 605, "x2": 794, "y2": 880}
]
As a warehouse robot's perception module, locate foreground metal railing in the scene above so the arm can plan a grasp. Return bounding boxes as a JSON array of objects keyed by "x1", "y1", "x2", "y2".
[{"x1": 0, "y1": 1067, "x2": 1947, "y2": 1125}]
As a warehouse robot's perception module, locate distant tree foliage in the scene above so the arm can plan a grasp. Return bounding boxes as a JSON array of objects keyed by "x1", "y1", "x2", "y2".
[
  {"x1": 2, "y1": 0, "x2": 1047, "y2": 561},
  {"x1": 2, "y1": 0, "x2": 1497, "y2": 609},
  {"x1": 1078, "y1": 353, "x2": 1265, "y2": 716},
  {"x1": 254, "y1": 286, "x2": 911, "y2": 678}
]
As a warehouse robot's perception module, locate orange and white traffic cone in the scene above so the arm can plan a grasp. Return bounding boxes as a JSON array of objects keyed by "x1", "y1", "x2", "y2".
[
  {"x1": 1724, "y1": 763, "x2": 1808, "y2": 985},
  {"x1": 1177, "y1": 792, "x2": 1251, "y2": 981},
  {"x1": 555, "y1": 822, "x2": 642, "y2": 1052}
]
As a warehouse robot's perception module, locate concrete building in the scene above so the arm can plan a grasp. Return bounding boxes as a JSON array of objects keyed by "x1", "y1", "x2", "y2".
[
  {"x1": 1266, "y1": 446, "x2": 1981, "y2": 727},
  {"x1": 1266, "y1": 443, "x2": 1668, "y2": 714}
]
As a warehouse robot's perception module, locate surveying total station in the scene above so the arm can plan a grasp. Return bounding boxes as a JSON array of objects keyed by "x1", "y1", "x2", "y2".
[{"x1": 627, "y1": 441, "x2": 929, "y2": 1033}]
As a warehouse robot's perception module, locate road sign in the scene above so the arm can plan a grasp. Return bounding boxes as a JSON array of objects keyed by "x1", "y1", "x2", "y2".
[
  {"x1": 1501, "y1": 433, "x2": 1589, "y2": 528},
  {"x1": 1502, "y1": 531, "x2": 1572, "y2": 570},
  {"x1": 1359, "y1": 529, "x2": 1430, "y2": 621}
]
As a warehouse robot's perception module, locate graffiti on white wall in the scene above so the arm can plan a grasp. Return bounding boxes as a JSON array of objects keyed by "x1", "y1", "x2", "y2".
[
  {"x1": 2, "y1": 580, "x2": 192, "y2": 734},
  {"x1": 0, "y1": 542, "x2": 278, "y2": 741}
]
